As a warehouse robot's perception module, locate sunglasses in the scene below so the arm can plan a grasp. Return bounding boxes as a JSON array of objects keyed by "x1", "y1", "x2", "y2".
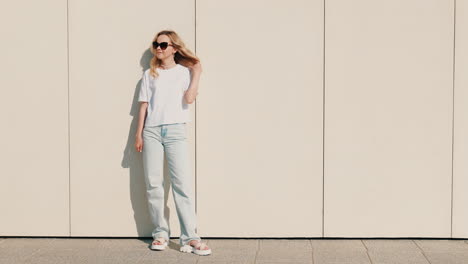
[{"x1": 152, "y1": 41, "x2": 173, "y2": 50}]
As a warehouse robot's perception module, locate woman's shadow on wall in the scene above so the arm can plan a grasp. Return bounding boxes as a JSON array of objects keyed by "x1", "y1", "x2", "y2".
[{"x1": 121, "y1": 49, "x2": 175, "y2": 240}]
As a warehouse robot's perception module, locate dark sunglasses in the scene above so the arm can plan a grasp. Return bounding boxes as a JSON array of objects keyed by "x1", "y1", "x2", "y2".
[{"x1": 152, "y1": 41, "x2": 173, "y2": 50}]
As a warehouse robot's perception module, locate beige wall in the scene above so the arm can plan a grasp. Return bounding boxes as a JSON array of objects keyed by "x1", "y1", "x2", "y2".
[
  {"x1": 453, "y1": 0, "x2": 468, "y2": 239},
  {"x1": 0, "y1": 0, "x2": 69, "y2": 236},
  {"x1": 1, "y1": 0, "x2": 467, "y2": 238},
  {"x1": 324, "y1": 0, "x2": 454, "y2": 237},
  {"x1": 196, "y1": 0, "x2": 324, "y2": 237}
]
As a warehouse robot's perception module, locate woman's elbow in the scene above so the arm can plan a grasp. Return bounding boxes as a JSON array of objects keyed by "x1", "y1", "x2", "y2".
[{"x1": 184, "y1": 93, "x2": 198, "y2": 104}]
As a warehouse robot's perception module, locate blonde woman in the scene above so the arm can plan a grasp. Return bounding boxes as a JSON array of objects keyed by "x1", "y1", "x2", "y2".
[{"x1": 135, "y1": 30, "x2": 211, "y2": 256}]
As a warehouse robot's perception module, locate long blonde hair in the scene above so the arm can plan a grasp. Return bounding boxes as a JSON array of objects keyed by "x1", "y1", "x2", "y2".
[{"x1": 148, "y1": 30, "x2": 200, "y2": 79}]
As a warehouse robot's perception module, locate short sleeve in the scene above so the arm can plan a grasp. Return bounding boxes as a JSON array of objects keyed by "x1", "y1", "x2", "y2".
[{"x1": 138, "y1": 71, "x2": 149, "y2": 102}]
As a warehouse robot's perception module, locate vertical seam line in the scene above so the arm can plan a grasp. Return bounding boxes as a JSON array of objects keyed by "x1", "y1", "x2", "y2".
[
  {"x1": 194, "y1": 0, "x2": 198, "y2": 230},
  {"x1": 66, "y1": 0, "x2": 71, "y2": 237},
  {"x1": 451, "y1": 0, "x2": 456, "y2": 238},
  {"x1": 322, "y1": 0, "x2": 326, "y2": 238}
]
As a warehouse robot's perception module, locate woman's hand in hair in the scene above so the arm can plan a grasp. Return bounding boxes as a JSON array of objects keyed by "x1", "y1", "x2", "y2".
[{"x1": 189, "y1": 61, "x2": 202, "y2": 75}]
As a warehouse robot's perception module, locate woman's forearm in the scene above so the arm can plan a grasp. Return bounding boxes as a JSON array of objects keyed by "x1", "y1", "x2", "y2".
[
  {"x1": 184, "y1": 71, "x2": 200, "y2": 104},
  {"x1": 136, "y1": 103, "x2": 148, "y2": 138}
]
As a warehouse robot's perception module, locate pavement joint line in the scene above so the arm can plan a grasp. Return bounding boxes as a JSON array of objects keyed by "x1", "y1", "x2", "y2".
[
  {"x1": 361, "y1": 240, "x2": 374, "y2": 264},
  {"x1": 309, "y1": 239, "x2": 314, "y2": 264},
  {"x1": 361, "y1": 239, "x2": 369, "y2": 251},
  {"x1": 412, "y1": 240, "x2": 432, "y2": 264},
  {"x1": 253, "y1": 239, "x2": 259, "y2": 264}
]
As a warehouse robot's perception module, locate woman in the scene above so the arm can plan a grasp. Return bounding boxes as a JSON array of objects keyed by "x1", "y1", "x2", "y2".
[{"x1": 134, "y1": 30, "x2": 211, "y2": 256}]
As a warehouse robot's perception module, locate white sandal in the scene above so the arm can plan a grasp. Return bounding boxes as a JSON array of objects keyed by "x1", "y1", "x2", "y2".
[
  {"x1": 180, "y1": 240, "x2": 212, "y2": 255},
  {"x1": 151, "y1": 237, "x2": 168, "y2": 250}
]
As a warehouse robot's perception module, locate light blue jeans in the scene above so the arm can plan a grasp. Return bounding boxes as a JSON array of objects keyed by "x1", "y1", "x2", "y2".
[{"x1": 142, "y1": 122, "x2": 201, "y2": 246}]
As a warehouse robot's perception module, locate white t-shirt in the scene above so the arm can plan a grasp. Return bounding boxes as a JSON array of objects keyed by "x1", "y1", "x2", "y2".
[{"x1": 138, "y1": 64, "x2": 191, "y2": 127}]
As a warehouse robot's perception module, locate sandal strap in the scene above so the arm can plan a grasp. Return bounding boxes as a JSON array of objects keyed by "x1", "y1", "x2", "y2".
[
  {"x1": 193, "y1": 241, "x2": 208, "y2": 250},
  {"x1": 154, "y1": 238, "x2": 166, "y2": 244}
]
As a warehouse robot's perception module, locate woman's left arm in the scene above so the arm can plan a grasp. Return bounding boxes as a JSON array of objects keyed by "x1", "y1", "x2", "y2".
[{"x1": 184, "y1": 62, "x2": 202, "y2": 104}]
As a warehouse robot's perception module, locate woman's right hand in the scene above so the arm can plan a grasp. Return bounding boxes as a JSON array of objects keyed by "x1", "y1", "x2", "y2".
[
  {"x1": 135, "y1": 136, "x2": 143, "y2": 152},
  {"x1": 188, "y1": 61, "x2": 202, "y2": 75}
]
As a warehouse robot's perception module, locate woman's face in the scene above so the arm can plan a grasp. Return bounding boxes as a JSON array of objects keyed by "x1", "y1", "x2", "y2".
[{"x1": 154, "y1": 35, "x2": 177, "y2": 60}]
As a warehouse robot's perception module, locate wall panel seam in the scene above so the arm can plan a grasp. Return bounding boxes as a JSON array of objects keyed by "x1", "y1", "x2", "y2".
[
  {"x1": 194, "y1": 0, "x2": 199, "y2": 230},
  {"x1": 322, "y1": 0, "x2": 326, "y2": 238},
  {"x1": 450, "y1": 0, "x2": 456, "y2": 238},
  {"x1": 66, "y1": 0, "x2": 71, "y2": 237}
]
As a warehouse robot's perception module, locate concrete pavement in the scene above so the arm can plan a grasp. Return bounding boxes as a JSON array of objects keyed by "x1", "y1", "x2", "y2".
[{"x1": 1, "y1": 237, "x2": 468, "y2": 264}]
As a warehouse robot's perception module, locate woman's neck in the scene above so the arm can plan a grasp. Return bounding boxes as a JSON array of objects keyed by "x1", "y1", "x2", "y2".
[{"x1": 159, "y1": 59, "x2": 177, "y2": 69}]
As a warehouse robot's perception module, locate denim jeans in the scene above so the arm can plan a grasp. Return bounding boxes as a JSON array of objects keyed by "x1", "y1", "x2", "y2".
[{"x1": 142, "y1": 122, "x2": 201, "y2": 246}]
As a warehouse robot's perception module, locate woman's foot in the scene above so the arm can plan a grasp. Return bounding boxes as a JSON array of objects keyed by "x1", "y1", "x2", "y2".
[
  {"x1": 180, "y1": 240, "x2": 211, "y2": 255},
  {"x1": 151, "y1": 237, "x2": 168, "y2": 250}
]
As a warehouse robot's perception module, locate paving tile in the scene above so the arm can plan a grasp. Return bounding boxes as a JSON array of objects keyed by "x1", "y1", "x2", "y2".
[
  {"x1": 311, "y1": 239, "x2": 367, "y2": 252},
  {"x1": 44, "y1": 238, "x2": 108, "y2": 250},
  {"x1": 0, "y1": 247, "x2": 42, "y2": 264},
  {"x1": 98, "y1": 238, "x2": 153, "y2": 249},
  {"x1": 256, "y1": 262, "x2": 312, "y2": 264},
  {"x1": 423, "y1": 251, "x2": 468, "y2": 264},
  {"x1": 256, "y1": 248, "x2": 313, "y2": 263},
  {"x1": 197, "y1": 261, "x2": 255, "y2": 264},
  {"x1": 22, "y1": 255, "x2": 103, "y2": 264},
  {"x1": 43, "y1": 238, "x2": 157, "y2": 251},
  {"x1": 367, "y1": 249, "x2": 430, "y2": 264},
  {"x1": 138, "y1": 248, "x2": 201, "y2": 262},
  {"x1": 138, "y1": 260, "x2": 197, "y2": 264},
  {"x1": 260, "y1": 239, "x2": 312, "y2": 251},
  {"x1": 313, "y1": 250, "x2": 371, "y2": 264},
  {"x1": 362, "y1": 239, "x2": 421, "y2": 252},
  {"x1": 205, "y1": 239, "x2": 257, "y2": 250},
  {"x1": 196, "y1": 247, "x2": 256, "y2": 257},
  {"x1": 27, "y1": 256, "x2": 149, "y2": 264},
  {"x1": 414, "y1": 240, "x2": 468, "y2": 252},
  {"x1": 0, "y1": 256, "x2": 35, "y2": 264},
  {"x1": 194, "y1": 248, "x2": 256, "y2": 263},
  {"x1": 0, "y1": 238, "x2": 54, "y2": 249},
  {"x1": 21, "y1": 248, "x2": 149, "y2": 264},
  {"x1": 197, "y1": 255, "x2": 256, "y2": 264},
  {"x1": 30, "y1": 248, "x2": 145, "y2": 259}
]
